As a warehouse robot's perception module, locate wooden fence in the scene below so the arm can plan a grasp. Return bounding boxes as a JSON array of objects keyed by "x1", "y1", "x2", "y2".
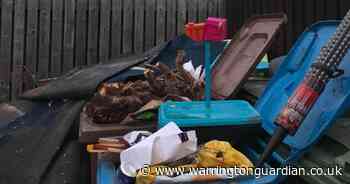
[
  {"x1": 0, "y1": 0, "x2": 226, "y2": 100},
  {"x1": 227, "y1": 0, "x2": 350, "y2": 58}
]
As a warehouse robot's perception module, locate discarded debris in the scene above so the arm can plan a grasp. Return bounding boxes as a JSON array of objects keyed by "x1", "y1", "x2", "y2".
[{"x1": 85, "y1": 50, "x2": 205, "y2": 124}]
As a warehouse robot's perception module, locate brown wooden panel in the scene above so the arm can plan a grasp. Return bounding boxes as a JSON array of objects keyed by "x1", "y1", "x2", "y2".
[
  {"x1": 38, "y1": 0, "x2": 51, "y2": 79},
  {"x1": 315, "y1": 0, "x2": 326, "y2": 20},
  {"x1": 99, "y1": 0, "x2": 111, "y2": 62},
  {"x1": 111, "y1": 0, "x2": 122, "y2": 57},
  {"x1": 50, "y1": 0, "x2": 63, "y2": 77},
  {"x1": 123, "y1": 0, "x2": 133, "y2": 54},
  {"x1": 177, "y1": 0, "x2": 187, "y2": 35},
  {"x1": 156, "y1": 0, "x2": 166, "y2": 44},
  {"x1": 25, "y1": 0, "x2": 39, "y2": 87},
  {"x1": 63, "y1": 0, "x2": 76, "y2": 73},
  {"x1": 134, "y1": 0, "x2": 145, "y2": 53},
  {"x1": 87, "y1": 0, "x2": 99, "y2": 65},
  {"x1": 12, "y1": 0, "x2": 25, "y2": 98},
  {"x1": 166, "y1": 0, "x2": 176, "y2": 39},
  {"x1": 75, "y1": 0, "x2": 88, "y2": 66},
  {"x1": 145, "y1": 0, "x2": 156, "y2": 49}
]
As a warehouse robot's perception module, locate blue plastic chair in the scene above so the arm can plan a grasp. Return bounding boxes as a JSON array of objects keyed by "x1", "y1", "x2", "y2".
[{"x1": 241, "y1": 21, "x2": 350, "y2": 183}]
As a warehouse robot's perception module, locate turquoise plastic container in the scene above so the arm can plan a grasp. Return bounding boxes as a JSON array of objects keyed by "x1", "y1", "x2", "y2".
[{"x1": 158, "y1": 100, "x2": 261, "y2": 128}]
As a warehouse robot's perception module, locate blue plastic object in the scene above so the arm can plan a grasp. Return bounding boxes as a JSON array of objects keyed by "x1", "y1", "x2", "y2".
[
  {"x1": 246, "y1": 21, "x2": 350, "y2": 183},
  {"x1": 158, "y1": 100, "x2": 261, "y2": 128},
  {"x1": 97, "y1": 160, "x2": 116, "y2": 184}
]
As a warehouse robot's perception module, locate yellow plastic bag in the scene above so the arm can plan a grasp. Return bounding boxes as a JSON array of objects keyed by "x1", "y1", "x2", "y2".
[{"x1": 197, "y1": 140, "x2": 254, "y2": 169}]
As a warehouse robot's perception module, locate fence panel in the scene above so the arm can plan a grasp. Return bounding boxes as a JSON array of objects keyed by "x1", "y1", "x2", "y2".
[{"x1": 0, "y1": 0, "x2": 225, "y2": 100}]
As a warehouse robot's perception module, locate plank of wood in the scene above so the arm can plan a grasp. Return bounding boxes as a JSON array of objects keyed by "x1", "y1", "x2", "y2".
[
  {"x1": 123, "y1": 0, "x2": 133, "y2": 54},
  {"x1": 156, "y1": 0, "x2": 166, "y2": 45},
  {"x1": 144, "y1": 0, "x2": 156, "y2": 49},
  {"x1": 134, "y1": 0, "x2": 145, "y2": 53},
  {"x1": 99, "y1": 0, "x2": 111, "y2": 62},
  {"x1": 208, "y1": 0, "x2": 218, "y2": 17},
  {"x1": 38, "y1": 0, "x2": 52, "y2": 79},
  {"x1": 50, "y1": 0, "x2": 64, "y2": 77},
  {"x1": 111, "y1": 0, "x2": 122, "y2": 58},
  {"x1": 218, "y1": 0, "x2": 226, "y2": 18},
  {"x1": 198, "y1": 0, "x2": 208, "y2": 21},
  {"x1": 177, "y1": 0, "x2": 187, "y2": 35},
  {"x1": 25, "y1": 0, "x2": 39, "y2": 88},
  {"x1": 187, "y1": 0, "x2": 197, "y2": 22},
  {"x1": 75, "y1": 0, "x2": 88, "y2": 66},
  {"x1": 87, "y1": 0, "x2": 99, "y2": 65},
  {"x1": 63, "y1": 0, "x2": 76, "y2": 73},
  {"x1": 12, "y1": 0, "x2": 25, "y2": 98},
  {"x1": 166, "y1": 0, "x2": 176, "y2": 40}
]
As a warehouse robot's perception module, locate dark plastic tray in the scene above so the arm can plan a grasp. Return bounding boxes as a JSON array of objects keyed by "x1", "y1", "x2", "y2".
[{"x1": 211, "y1": 14, "x2": 287, "y2": 99}]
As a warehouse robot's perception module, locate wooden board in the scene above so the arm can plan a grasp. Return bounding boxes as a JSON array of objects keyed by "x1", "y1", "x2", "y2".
[
  {"x1": 99, "y1": 0, "x2": 111, "y2": 63},
  {"x1": 110, "y1": 0, "x2": 122, "y2": 58},
  {"x1": 75, "y1": 0, "x2": 88, "y2": 66},
  {"x1": 134, "y1": 0, "x2": 145, "y2": 53},
  {"x1": 166, "y1": 0, "x2": 176, "y2": 39},
  {"x1": 156, "y1": 0, "x2": 166, "y2": 45},
  {"x1": 50, "y1": 0, "x2": 63, "y2": 77},
  {"x1": 79, "y1": 109, "x2": 156, "y2": 143},
  {"x1": 123, "y1": 0, "x2": 133, "y2": 54},
  {"x1": 87, "y1": 0, "x2": 99, "y2": 65},
  {"x1": 187, "y1": 0, "x2": 197, "y2": 22},
  {"x1": 38, "y1": 0, "x2": 51, "y2": 79},
  {"x1": 25, "y1": 0, "x2": 39, "y2": 87},
  {"x1": 12, "y1": 0, "x2": 25, "y2": 99},
  {"x1": 177, "y1": 0, "x2": 187, "y2": 35},
  {"x1": 208, "y1": 0, "x2": 218, "y2": 17},
  {"x1": 62, "y1": 0, "x2": 76, "y2": 73},
  {"x1": 198, "y1": 0, "x2": 208, "y2": 22}
]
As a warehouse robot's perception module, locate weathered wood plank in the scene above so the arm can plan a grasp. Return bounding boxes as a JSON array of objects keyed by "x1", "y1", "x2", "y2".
[
  {"x1": 177, "y1": 0, "x2": 186, "y2": 35},
  {"x1": 50, "y1": 0, "x2": 63, "y2": 77},
  {"x1": 156, "y1": 0, "x2": 166, "y2": 45},
  {"x1": 12, "y1": 0, "x2": 25, "y2": 98},
  {"x1": 87, "y1": 0, "x2": 99, "y2": 65},
  {"x1": 187, "y1": 0, "x2": 197, "y2": 22},
  {"x1": 0, "y1": 0, "x2": 13, "y2": 88},
  {"x1": 99, "y1": 0, "x2": 111, "y2": 62},
  {"x1": 166, "y1": 0, "x2": 176, "y2": 40},
  {"x1": 315, "y1": 0, "x2": 326, "y2": 20},
  {"x1": 208, "y1": 0, "x2": 218, "y2": 17},
  {"x1": 38, "y1": 0, "x2": 51, "y2": 79},
  {"x1": 63, "y1": 0, "x2": 76, "y2": 73},
  {"x1": 145, "y1": 0, "x2": 156, "y2": 49},
  {"x1": 75, "y1": 0, "x2": 88, "y2": 66},
  {"x1": 134, "y1": 0, "x2": 145, "y2": 53},
  {"x1": 111, "y1": 0, "x2": 122, "y2": 58},
  {"x1": 25, "y1": 0, "x2": 39, "y2": 87},
  {"x1": 123, "y1": 0, "x2": 133, "y2": 54},
  {"x1": 198, "y1": 0, "x2": 208, "y2": 21},
  {"x1": 218, "y1": 0, "x2": 226, "y2": 17}
]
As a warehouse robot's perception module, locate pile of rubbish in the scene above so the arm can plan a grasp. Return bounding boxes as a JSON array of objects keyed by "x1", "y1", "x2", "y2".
[
  {"x1": 3, "y1": 10, "x2": 350, "y2": 184},
  {"x1": 85, "y1": 51, "x2": 204, "y2": 124}
]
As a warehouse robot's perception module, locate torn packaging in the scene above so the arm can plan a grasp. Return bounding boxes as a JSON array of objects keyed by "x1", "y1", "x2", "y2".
[{"x1": 85, "y1": 51, "x2": 205, "y2": 124}]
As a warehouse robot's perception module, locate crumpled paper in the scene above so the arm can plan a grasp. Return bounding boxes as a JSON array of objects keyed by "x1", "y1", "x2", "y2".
[{"x1": 120, "y1": 122, "x2": 197, "y2": 176}]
